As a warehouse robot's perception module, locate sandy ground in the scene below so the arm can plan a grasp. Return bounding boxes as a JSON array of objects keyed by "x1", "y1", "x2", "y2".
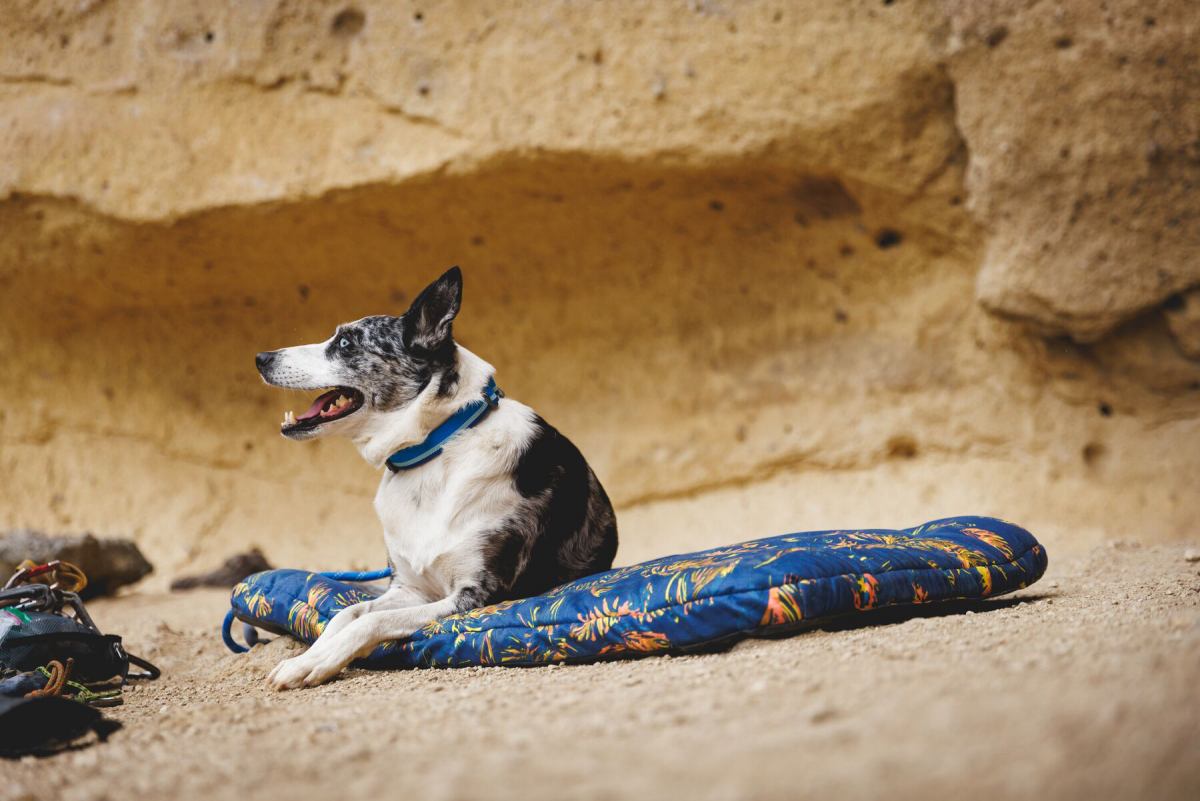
[{"x1": 5, "y1": 543, "x2": 1199, "y2": 801}]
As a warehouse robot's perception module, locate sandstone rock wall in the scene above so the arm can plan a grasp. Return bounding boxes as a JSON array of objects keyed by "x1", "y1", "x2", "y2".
[
  {"x1": 947, "y1": 0, "x2": 1200, "y2": 341},
  {"x1": 1, "y1": 1, "x2": 1196, "y2": 583}
]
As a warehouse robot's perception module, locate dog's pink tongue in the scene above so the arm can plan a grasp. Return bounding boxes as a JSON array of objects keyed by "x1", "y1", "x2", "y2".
[{"x1": 297, "y1": 390, "x2": 338, "y2": 421}]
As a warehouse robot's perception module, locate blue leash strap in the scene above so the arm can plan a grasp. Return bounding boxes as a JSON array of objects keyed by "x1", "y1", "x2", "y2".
[
  {"x1": 221, "y1": 567, "x2": 393, "y2": 653},
  {"x1": 317, "y1": 568, "x2": 393, "y2": 582},
  {"x1": 221, "y1": 609, "x2": 249, "y2": 654},
  {"x1": 385, "y1": 377, "x2": 503, "y2": 471}
]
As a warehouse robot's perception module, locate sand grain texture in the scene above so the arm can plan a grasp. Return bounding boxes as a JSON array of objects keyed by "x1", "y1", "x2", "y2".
[{"x1": 5, "y1": 544, "x2": 1199, "y2": 801}]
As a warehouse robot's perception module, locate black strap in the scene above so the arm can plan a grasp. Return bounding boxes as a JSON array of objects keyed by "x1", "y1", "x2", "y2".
[{"x1": 125, "y1": 652, "x2": 161, "y2": 681}]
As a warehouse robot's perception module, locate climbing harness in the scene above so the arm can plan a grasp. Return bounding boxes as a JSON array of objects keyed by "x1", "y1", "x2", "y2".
[{"x1": 0, "y1": 561, "x2": 160, "y2": 687}]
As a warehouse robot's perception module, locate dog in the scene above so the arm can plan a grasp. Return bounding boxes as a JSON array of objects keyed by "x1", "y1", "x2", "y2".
[{"x1": 254, "y1": 267, "x2": 618, "y2": 689}]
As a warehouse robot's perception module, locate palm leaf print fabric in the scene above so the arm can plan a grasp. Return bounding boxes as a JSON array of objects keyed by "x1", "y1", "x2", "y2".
[{"x1": 229, "y1": 516, "x2": 1047, "y2": 668}]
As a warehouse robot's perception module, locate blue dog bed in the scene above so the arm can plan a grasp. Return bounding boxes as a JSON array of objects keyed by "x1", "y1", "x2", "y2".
[{"x1": 224, "y1": 516, "x2": 1046, "y2": 668}]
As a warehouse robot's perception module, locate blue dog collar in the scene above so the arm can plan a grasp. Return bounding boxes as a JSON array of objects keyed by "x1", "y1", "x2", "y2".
[{"x1": 385, "y1": 377, "x2": 503, "y2": 472}]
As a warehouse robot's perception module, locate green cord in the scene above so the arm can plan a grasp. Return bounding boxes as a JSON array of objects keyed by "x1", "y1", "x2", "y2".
[{"x1": 35, "y1": 665, "x2": 123, "y2": 706}]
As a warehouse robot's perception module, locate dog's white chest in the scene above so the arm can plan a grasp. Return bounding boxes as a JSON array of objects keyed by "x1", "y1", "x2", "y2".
[
  {"x1": 372, "y1": 408, "x2": 532, "y2": 598},
  {"x1": 375, "y1": 470, "x2": 478, "y2": 590}
]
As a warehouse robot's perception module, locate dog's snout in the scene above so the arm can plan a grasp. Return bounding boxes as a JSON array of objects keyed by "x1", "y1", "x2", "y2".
[{"x1": 255, "y1": 351, "x2": 277, "y2": 374}]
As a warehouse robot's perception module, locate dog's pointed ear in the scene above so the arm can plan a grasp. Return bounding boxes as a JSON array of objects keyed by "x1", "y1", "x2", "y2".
[{"x1": 403, "y1": 266, "x2": 463, "y2": 354}]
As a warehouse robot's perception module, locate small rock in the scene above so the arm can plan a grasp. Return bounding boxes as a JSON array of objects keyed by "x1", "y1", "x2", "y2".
[
  {"x1": 344, "y1": 745, "x2": 371, "y2": 761},
  {"x1": 809, "y1": 705, "x2": 837, "y2": 724},
  {"x1": 171, "y1": 547, "x2": 273, "y2": 590},
  {"x1": 0, "y1": 529, "x2": 152, "y2": 598},
  {"x1": 1183, "y1": 549, "x2": 1200, "y2": 563}
]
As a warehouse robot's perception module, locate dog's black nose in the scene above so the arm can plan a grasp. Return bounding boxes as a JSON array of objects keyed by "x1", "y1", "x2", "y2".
[{"x1": 255, "y1": 351, "x2": 276, "y2": 373}]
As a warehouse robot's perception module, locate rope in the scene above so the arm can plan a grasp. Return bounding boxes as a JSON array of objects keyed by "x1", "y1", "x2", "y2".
[
  {"x1": 27, "y1": 659, "x2": 124, "y2": 705},
  {"x1": 27, "y1": 658, "x2": 74, "y2": 698},
  {"x1": 5, "y1": 559, "x2": 88, "y2": 594}
]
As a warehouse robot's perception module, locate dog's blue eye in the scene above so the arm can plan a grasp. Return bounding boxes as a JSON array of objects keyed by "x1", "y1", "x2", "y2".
[{"x1": 339, "y1": 337, "x2": 351, "y2": 349}]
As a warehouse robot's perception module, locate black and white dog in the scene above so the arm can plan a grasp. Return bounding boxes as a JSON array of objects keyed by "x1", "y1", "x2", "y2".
[{"x1": 254, "y1": 267, "x2": 618, "y2": 689}]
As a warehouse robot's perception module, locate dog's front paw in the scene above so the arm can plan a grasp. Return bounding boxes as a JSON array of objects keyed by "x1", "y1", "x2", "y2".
[
  {"x1": 267, "y1": 655, "x2": 312, "y2": 691},
  {"x1": 267, "y1": 652, "x2": 345, "y2": 691}
]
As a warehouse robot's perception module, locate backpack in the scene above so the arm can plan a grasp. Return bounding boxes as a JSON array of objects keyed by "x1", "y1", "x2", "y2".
[{"x1": 0, "y1": 582, "x2": 159, "y2": 683}]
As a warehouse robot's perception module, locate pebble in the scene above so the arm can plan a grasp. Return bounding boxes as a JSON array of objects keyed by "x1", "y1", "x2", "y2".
[
  {"x1": 809, "y1": 705, "x2": 837, "y2": 724},
  {"x1": 1184, "y1": 549, "x2": 1200, "y2": 563}
]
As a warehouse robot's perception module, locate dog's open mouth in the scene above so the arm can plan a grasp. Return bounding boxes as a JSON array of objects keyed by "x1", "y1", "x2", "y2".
[{"x1": 281, "y1": 387, "x2": 365, "y2": 432}]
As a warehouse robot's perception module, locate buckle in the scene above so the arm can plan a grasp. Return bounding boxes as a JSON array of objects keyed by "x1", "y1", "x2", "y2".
[{"x1": 482, "y1": 378, "x2": 503, "y2": 408}]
